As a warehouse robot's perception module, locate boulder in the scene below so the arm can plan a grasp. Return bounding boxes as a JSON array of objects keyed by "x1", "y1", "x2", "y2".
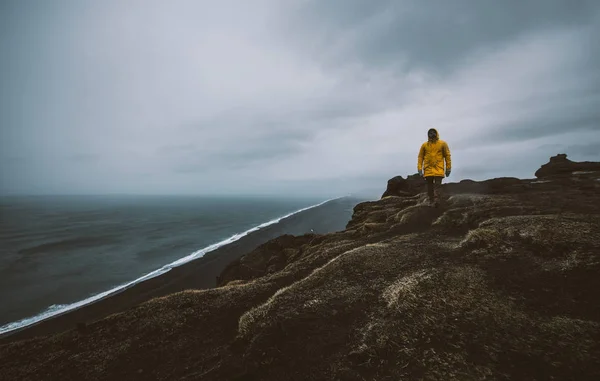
[{"x1": 381, "y1": 173, "x2": 424, "y2": 198}]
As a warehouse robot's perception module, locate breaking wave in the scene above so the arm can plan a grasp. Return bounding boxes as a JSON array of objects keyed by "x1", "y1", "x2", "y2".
[{"x1": 0, "y1": 197, "x2": 338, "y2": 335}]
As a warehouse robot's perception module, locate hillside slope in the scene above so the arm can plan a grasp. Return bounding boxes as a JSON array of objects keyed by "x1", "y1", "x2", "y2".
[{"x1": 1, "y1": 154, "x2": 599, "y2": 381}]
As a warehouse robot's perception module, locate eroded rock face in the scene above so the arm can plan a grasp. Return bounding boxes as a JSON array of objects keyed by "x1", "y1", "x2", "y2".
[
  {"x1": 381, "y1": 173, "x2": 424, "y2": 198},
  {"x1": 535, "y1": 153, "x2": 600, "y2": 179},
  {"x1": 216, "y1": 234, "x2": 323, "y2": 286},
  {"x1": 2, "y1": 154, "x2": 600, "y2": 381}
]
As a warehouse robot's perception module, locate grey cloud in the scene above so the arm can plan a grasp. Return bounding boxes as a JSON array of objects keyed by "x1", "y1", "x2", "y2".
[
  {"x1": 165, "y1": 96, "x2": 388, "y2": 172},
  {"x1": 537, "y1": 143, "x2": 600, "y2": 159},
  {"x1": 537, "y1": 143, "x2": 563, "y2": 151},
  {"x1": 451, "y1": 85, "x2": 600, "y2": 149},
  {"x1": 2, "y1": 156, "x2": 29, "y2": 164},
  {"x1": 2, "y1": 1, "x2": 600, "y2": 196},
  {"x1": 171, "y1": 162, "x2": 211, "y2": 175},
  {"x1": 68, "y1": 153, "x2": 101, "y2": 163},
  {"x1": 159, "y1": 129, "x2": 306, "y2": 174},
  {"x1": 291, "y1": 0, "x2": 599, "y2": 74},
  {"x1": 565, "y1": 143, "x2": 600, "y2": 157},
  {"x1": 156, "y1": 144, "x2": 197, "y2": 156},
  {"x1": 181, "y1": 91, "x2": 392, "y2": 136},
  {"x1": 461, "y1": 109, "x2": 600, "y2": 148}
]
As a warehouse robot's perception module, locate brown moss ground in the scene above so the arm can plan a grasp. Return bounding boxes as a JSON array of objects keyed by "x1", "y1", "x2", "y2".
[{"x1": 1, "y1": 160, "x2": 600, "y2": 381}]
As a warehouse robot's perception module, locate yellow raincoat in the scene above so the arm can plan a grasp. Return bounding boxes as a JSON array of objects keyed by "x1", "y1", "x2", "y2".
[{"x1": 417, "y1": 128, "x2": 451, "y2": 177}]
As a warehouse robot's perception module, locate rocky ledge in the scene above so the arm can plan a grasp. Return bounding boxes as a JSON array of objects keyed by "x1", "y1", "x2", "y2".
[{"x1": 1, "y1": 154, "x2": 599, "y2": 381}]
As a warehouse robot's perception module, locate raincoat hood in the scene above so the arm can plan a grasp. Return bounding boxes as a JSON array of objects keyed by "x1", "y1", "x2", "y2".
[{"x1": 427, "y1": 128, "x2": 439, "y2": 142}]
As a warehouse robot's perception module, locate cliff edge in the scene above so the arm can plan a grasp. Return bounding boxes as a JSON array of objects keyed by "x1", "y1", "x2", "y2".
[{"x1": 1, "y1": 154, "x2": 599, "y2": 381}]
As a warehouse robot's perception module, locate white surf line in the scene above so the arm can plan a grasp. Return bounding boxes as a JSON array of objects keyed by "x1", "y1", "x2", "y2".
[{"x1": 0, "y1": 197, "x2": 341, "y2": 335}]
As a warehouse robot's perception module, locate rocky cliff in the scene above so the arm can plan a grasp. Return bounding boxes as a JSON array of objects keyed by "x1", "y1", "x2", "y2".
[{"x1": 1, "y1": 154, "x2": 599, "y2": 381}]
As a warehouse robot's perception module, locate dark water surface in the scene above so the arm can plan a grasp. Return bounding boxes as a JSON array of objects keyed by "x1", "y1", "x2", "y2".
[{"x1": 0, "y1": 195, "x2": 361, "y2": 330}]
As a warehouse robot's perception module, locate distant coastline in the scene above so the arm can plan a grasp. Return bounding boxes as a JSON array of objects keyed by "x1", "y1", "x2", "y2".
[{"x1": 0, "y1": 196, "x2": 361, "y2": 342}]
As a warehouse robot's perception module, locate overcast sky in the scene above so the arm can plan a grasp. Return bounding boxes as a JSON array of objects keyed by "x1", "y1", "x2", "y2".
[{"x1": 1, "y1": 0, "x2": 599, "y2": 197}]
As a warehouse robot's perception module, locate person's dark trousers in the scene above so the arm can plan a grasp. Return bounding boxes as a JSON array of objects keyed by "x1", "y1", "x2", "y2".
[{"x1": 426, "y1": 176, "x2": 444, "y2": 205}]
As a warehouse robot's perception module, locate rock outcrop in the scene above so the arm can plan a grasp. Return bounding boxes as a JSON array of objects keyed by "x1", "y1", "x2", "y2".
[
  {"x1": 535, "y1": 153, "x2": 600, "y2": 179},
  {"x1": 381, "y1": 173, "x2": 424, "y2": 198},
  {"x1": 216, "y1": 234, "x2": 325, "y2": 287},
  {"x1": 1, "y1": 155, "x2": 600, "y2": 381}
]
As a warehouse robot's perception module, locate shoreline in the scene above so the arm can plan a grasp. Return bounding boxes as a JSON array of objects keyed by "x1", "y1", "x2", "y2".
[{"x1": 0, "y1": 196, "x2": 359, "y2": 344}]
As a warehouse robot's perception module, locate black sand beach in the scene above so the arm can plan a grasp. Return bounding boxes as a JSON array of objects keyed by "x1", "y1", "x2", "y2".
[{"x1": 1, "y1": 197, "x2": 363, "y2": 343}]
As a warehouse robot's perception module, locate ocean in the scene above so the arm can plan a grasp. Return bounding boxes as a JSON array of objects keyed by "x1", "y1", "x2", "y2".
[{"x1": 0, "y1": 195, "x2": 362, "y2": 334}]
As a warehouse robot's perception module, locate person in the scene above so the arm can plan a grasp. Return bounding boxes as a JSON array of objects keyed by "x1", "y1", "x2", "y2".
[{"x1": 417, "y1": 128, "x2": 452, "y2": 207}]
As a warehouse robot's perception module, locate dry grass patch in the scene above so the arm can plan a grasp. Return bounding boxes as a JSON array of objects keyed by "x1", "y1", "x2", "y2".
[
  {"x1": 238, "y1": 244, "x2": 381, "y2": 338},
  {"x1": 346, "y1": 265, "x2": 600, "y2": 380},
  {"x1": 477, "y1": 214, "x2": 600, "y2": 259},
  {"x1": 446, "y1": 193, "x2": 495, "y2": 208},
  {"x1": 458, "y1": 227, "x2": 514, "y2": 254}
]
